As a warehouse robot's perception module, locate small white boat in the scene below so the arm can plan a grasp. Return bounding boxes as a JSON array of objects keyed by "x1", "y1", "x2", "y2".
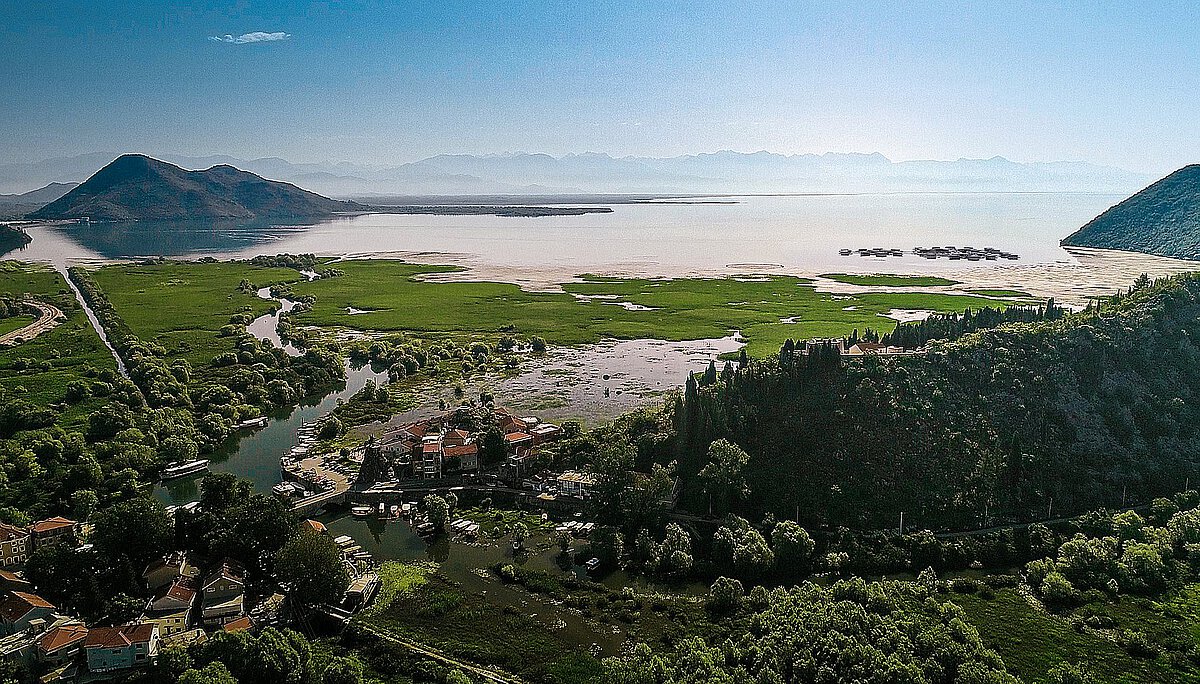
[
  {"x1": 161, "y1": 459, "x2": 209, "y2": 480},
  {"x1": 236, "y1": 416, "x2": 269, "y2": 429},
  {"x1": 584, "y1": 557, "x2": 601, "y2": 572},
  {"x1": 334, "y1": 535, "x2": 354, "y2": 547},
  {"x1": 350, "y1": 505, "x2": 373, "y2": 518}
]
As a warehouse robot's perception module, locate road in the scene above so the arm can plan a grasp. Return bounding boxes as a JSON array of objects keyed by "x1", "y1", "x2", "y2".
[{"x1": 0, "y1": 300, "x2": 63, "y2": 347}]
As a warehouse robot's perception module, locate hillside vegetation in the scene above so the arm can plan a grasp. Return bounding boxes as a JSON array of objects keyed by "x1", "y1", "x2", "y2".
[
  {"x1": 672, "y1": 273, "x2": 1200, "y2": 530},
  {"x1": 1062, "y1": 164, "x2": 1200, "y2": 259}
]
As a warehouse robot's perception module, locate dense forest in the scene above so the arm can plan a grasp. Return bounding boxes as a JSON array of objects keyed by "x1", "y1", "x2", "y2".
[
  {"x1": 1061, "y1": 164, "x2": 1200, "y2": 259},
  {"x1": 670, "y1": 273, "x2": 1200, "y2": 531}
]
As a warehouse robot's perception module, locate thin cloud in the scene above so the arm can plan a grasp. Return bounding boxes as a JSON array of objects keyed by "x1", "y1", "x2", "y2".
[{"x1": 210, "y1": 31, "x2": 291, "y2": 45}]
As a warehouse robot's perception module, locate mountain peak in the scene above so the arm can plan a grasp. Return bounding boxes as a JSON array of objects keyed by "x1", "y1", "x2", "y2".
[{"x1": 30, "y1": 154, "x2": 360, "y2": 221}]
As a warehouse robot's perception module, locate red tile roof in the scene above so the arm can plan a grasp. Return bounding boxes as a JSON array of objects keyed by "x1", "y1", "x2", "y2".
[
  {"x1": 0, "y1": 522, "x2": 27, "y2": 543},
  {"x1": 38, "y1": 624, "x2": 88, "y2": 653},
  {"x1": 84, "y1": 624, "x2": 156, "y2": 648},
  {"x1": 302, "y1": 519, "x2": 326, "y2": 534},
  {"x1": 0, "y1": 591, "x2": 55, "y2": 622},
  {"x1": 444, "y1": 444, "x2": 478, "y2": 457},
  {"x1": 222, "y1": 615, "x2": 254, "y2": 633},
  {"x1": 29, "y1": 517, "x2": 76, "y2": 534},
  {"x1": 504, "y1": 432, "x2": 533, "y2": 443},
  {"x1": 154, "y1": 577, "x2": 197, "y2": 604}
]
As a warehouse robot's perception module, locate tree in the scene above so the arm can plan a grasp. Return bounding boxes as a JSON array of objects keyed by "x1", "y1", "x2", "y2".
[
  {"x1": 479, "y1": 426, "x2": 506, "y2": 467},
  {"x1": 556, "y1": 530, "x2": 572, "y2": 555},
  {"x1": 70, "y1": 489, "x2": 99, "y2": 519},
  {"x1": 91, "y1": 496, "x2": 172, "y2": 569},
  {"x1": 698, "y1": 439, "x2": 750, "y2": 515},
  {"x1": 510, "y1": 521, "x2": 528, "y2": 546},
  {"x1": 276, "y1": 530, "x2": 350, "y2": 608},
  {"x1": 159, "y1": 435, "x2": 199, "y2": 463},
  {"x1": 657, "y1": 523, "x2": 693, "y2": 578},
  {"x1": 771, "y1": 521, "x2": 815, "y2": 573},
  {"x1": 589, "y1": 526, "x2": 624, "y2": 569},
  {"x1": 199, "y1": 472, "x2": 253, "y2": 515},
  {"x1": 178, "y1": 662, "x2": 238, "y2": 684},
  {"x1": 1045, "y1": 662, "x2": 1098, "y2": 684},
  {"x1": 423, "y1": 494, "x2": 449, "y2": 532},
  {"x1": 207, "y1": 494, "x2": 297, "y2": 579},
  {"x1": 322, "y1": 656, "x2": 364, "y2": 684},
  {"x1": 1117, "y1": 542, "x2": 1167, "y2": 594},
  {"x1": 707, "y1": 576, "x2": 744, "y2": 613}
]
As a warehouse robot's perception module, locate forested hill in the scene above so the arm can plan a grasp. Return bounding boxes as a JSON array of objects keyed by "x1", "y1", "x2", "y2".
[
  {"x1": 672, "y1": 273, "x2": 1200, "y2": 531},
  {"x1": 29, "y1": 154, "x2": 364, "y2": 221},
  {"x1": 1062, "y1": 164, "x2": 1200, "y2": 259}
]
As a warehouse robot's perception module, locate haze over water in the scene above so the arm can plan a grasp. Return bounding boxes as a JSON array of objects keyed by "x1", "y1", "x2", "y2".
[{"x1": 11, "y1": 192, "x2": 1124, "y2": 277}]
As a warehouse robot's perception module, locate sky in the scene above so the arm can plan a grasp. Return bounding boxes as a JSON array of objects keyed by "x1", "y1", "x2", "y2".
[{"x1": 2, "y1": 1, "x2": 1198, "y2": 175}]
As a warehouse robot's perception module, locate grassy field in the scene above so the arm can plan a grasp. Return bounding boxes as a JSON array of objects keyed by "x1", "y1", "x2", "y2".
[
  {"x1": 89, "y1": 261, "x2": 303, "y2": 366},
  {"x1": 290, "y1": 260, "x2": 1012, "y2": 357},
  {"x1": 0, "y1": 262, "x2": 117, "y2": 428},
  {"x1": 820, "y1": 273, "x2": 961, "y2": 287},
  {"x1": 952, "y1": 587, "x2": 1200, "y2": 683},
  {"x1": 967, "y1": 288, "x2": 1033, "y2": 298},
  {"x1": 0, "y1": 314, "x2": 35, "y2": 337}
]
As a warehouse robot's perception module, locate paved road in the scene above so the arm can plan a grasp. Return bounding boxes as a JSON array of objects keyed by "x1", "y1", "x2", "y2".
[{"x1": 0, "y1": 300, "x2": 63, "y2": 347}]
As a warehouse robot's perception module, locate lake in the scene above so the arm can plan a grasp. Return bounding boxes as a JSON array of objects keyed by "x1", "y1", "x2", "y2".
[{"x1": 5, "y1": 193, "x2": 1127, "y2": 279}]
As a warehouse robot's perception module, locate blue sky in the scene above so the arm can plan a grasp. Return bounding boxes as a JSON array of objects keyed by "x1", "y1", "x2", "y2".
[{"x1": 2, "y1": 1, "x2": 1198, "y2": 174}]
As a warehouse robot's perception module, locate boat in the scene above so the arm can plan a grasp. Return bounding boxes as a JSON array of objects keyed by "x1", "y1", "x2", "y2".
[
  {"x1": 390, "y1": 505, "x2": 400, "y2": 518},
  {"x1": 350, "y1": 505, "x2": 373, "y2": 518},
  {"x1": 838, "y1": 249, "x2": 852, "y2": 256},
  {"x1": 584, "y1": 557, "x2": 601, "y2": 572},
  {"x1": 236, "y1": 416, "x2": 269, "y2": 429},
  {"x1": 161, "y1": 459, "x2": 209, "y2": 480},
  {"x1": 271, "y1": 482, "x2": 294, "y2": 497},
  {"x1": 377, "y1": 503, "x2": 388, "y2": 519},
  {"x1": 334, "y1": 535, "x2": 354, "y2": 547}
]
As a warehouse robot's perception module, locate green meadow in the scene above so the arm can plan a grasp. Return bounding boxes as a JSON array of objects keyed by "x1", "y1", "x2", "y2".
[
  {"x1": 0, "y1": 262, "x2": 117, "y2": 428},
  {"x1": 82, "y1": 259, "x2": 1021, "y2": 360},
  {"x1": 820, "y1": 272, "x2": 961, "y2": 287},
  {"x1": 89, "y1": 261, "x2": 302, "y2": 366},
  {"x1": 290, "y1": 260, "x2": 1013, "y2": 356}
]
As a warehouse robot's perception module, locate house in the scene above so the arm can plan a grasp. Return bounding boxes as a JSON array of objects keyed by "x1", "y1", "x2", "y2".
[
  {"x1": 301, "y1": 519, "x2": 327, "y2": 535},
  {"x1": 84, "y1": 624, "x2": 159, "y2": 673},
  {"x1": 557, "y1": 471, "x2": 598, "y2": 498},
  {"x1": 221, "y1": 615, "x2": 254, "y2": 633},
  {"x1": 142, "y1": 552, "x2": 199, "y2": 591},
  {"x1": 142, "y1": 577, "x2": 196, "y2": 636},
  {"x1": 845, "y1": 342, "x2": 907, "y2": 356},
  {"x1": 0, "y1": 523, "x2": 29, "y2": 568},
  {"x1": 417, "y1": 436, "x2": 443, "y2": 479},
  {"x1": 503, "y1": 432, "x2": 533, "y2": 452},
  {"x1": 28, "y1": 517, "x2": 77, "y2": 549},
  {"x1": 36, "y1": 623, "x2": 88, "y2": 668},
  {"x1": 442, "y1": 429, "x2": 470, "y2": 447},
  {"x1": 530, "y1": 423, "x2": 563, "y2": 445},
  {"x1": 200, "y1": 559, "x2": 245, "y2": 626},
  {"x1": 0, "y1": 591, "x2": 55, "y2": 636},
  {"x1": 0, "y1": 569, "x2": 31, "y2": 592},
  {"x1": 444, "y1": 443, "x2": 479, "y2": 472},
  {"x1": 498, "y1": 413, "x2": 529, "y2": 434}
]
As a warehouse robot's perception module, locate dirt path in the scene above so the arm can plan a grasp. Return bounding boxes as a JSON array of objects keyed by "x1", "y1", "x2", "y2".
[
  {"x1": 355, "y1": 622, "x2": 525, "y2": 683},
  {"x1": 0, "y1": 300, "x2": 63, "y2": 347}
]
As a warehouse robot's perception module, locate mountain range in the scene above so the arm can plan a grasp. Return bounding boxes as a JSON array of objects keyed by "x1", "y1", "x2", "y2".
[
  {"x1": 1062, "y1": 165, "x2": 1200, "y2": 260},
  {"x1": 29, "y1": 154, "x2": 363, "y2": 221},
  {"x1": 0, "y1": 151, "x2": 1151, "y2": 197}
]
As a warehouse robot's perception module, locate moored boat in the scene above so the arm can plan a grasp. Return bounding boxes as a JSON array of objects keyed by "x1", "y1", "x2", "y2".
[{"x1": 161, "y1": 459, "x2": 209, "y2": 480}]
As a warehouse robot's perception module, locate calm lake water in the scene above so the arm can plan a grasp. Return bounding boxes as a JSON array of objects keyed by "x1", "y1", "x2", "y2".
[{"x1": 6, "y1": 193, "x2": 1125, "y2": 275}]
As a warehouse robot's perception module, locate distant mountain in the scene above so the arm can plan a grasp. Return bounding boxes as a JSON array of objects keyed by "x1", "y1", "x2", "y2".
[
  {"x1": 29, "y1": 155, "x2": 363, "y2": 221},
  {"x1": 1062, "y1": 165, "x2": 1200, "y2": 259},
  {"x1": 0, "y1": 182, "x2": 78, "y2": 206},
  {"x1": 1, "y1": 150, "x2": 1152, "y2": 197}
]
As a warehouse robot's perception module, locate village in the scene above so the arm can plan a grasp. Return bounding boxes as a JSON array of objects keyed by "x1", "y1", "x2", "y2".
[
  {"x1": 0, "y1": 511, "x2": 388, "y2": 682},
  {"x1": 0, "y1": 402, "x2": 614, "y2": 681}
]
